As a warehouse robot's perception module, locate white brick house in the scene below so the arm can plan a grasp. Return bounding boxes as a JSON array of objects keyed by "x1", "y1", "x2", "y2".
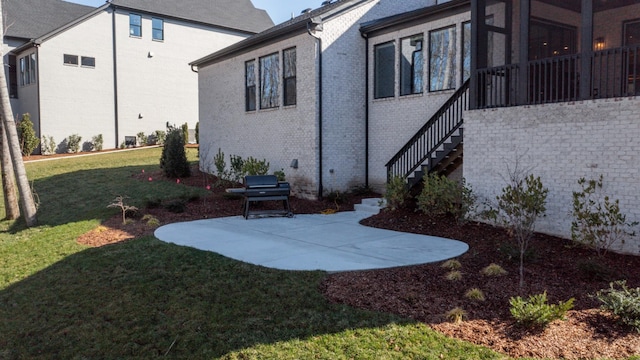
[
  {"x1": 195, "y1": 0, "x2": 640, "y2": 254},
  {"x1": 4, "y1": 0, "x2": 272, "y2": 151}
]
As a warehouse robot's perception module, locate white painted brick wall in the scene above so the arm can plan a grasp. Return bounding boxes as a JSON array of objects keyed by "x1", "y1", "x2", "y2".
[{"x1": 465, "y1": 97, "x2": 640, "y2": 255}]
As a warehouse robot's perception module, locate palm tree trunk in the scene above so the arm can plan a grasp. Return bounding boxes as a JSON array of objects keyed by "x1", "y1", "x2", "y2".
[
  {"x1": 0, "y1": 121, "x2": 19, "y2": 219},
  {"x1": 0, "y1": 1, "x2": 37, "y2": 226}
]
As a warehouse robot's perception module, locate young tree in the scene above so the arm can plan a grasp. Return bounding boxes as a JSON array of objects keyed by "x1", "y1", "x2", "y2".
[
  {"x1": 1, "y1": 122, "x2": 19, "y2": 220},
  {"x1": 0, "y1": 1, "x2": 38, "y2": 226}
]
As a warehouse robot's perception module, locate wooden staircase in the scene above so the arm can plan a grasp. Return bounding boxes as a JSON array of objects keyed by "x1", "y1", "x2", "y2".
[{"x1": 386, "y1": 79, "x2": 469, "y2": 187}]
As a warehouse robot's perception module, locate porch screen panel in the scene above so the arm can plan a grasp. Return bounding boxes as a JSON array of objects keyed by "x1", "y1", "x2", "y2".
[
  {"x1": 374, "y1": 41, "x2": 395, "y2": 98},
  {"x1": 260, "y1": 53, "x2": 280, "y2": 109},
  {"x1": 430, "y1": 26, "x2": 456, "y2": 91}
]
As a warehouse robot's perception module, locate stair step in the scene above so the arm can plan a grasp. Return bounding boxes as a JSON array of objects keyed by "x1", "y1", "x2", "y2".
[{"x1": 354, "y1": 198, "x2": 386, "y2": 214}]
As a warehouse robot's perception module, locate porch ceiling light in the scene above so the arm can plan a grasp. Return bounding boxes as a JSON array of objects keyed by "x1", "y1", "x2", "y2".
[{"x1": 594, "y1": 37, "x2": 605, "y2": 51}]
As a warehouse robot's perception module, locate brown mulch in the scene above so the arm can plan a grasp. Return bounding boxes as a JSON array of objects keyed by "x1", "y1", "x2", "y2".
[{"x1": 77, "y1": 168, "x2": 640, "y2": 359}]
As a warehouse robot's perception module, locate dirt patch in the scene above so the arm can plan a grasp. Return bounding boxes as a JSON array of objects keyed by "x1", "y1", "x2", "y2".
[{"x1": 78, "y1": 170, "x2": 640, "y2": 359}]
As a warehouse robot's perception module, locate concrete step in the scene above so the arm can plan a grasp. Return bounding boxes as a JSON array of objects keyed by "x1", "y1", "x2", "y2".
[{"x1": 354, "y1": 198, "x2": 386, "y2": 214}]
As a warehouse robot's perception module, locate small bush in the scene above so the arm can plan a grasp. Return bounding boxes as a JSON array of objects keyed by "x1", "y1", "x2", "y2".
[
  {"x1": 142, "y1": 214, "x2": 161, "y2": 228},
  {"x1": 154, "y1": 130, "x2": 166, "y2": 145},
  {"x1": 137, "y1": 132, "x2": 147, "y2": 146},
  {"x1": 445, "y1": 270, "x2": 462, "y2": 281},
  {"x1": 481, "y1": 263, "x2": 508, "y2": 276},
  {"x1": 164, "y1": 199, "x2": 186, "y2": 213},
  {"x1": 441, "y1": 259, "x2": 462, "y2": 270},
  {"x1": 509, "y1": 292, "x2": 574, "y2": 328},
  {"x1": 160, "y1": 129, "x2": 190, "y2": 178},
  {"x1": 181, "y1": 122, "x2": 189, "y2": 144},
  {"x1": 445, "y1": 307, "x2": 467, "y2": 323},
  {"x1": 351, "y1": 184, "x2": 374, "y2": 196},
  {"x1": 417, "y1": 173, "x2": 476, "y2": 223},
  {"x1": 577, "y1": 259, "x2": 615, "y2": 281},
  {"x1": 92, "y1": 134, "x2": 103, "y2": 151},
  {"x1": 41, "y1": 135, "x2": 56, "y2": 155},
  {"x1": 67, "y1": 134, "x2": 82, "y2": 153},
  {"x1": 17, "y1": 113, "x2": 40, "y2": 156},
  {"x1": 327, "y1": 190, "x2": 348, "y2": 205},
  {"x1": 273, "y1": 169, "x2": 286, "y2": 182},
  {"x1": 594, "y1": 280, "x2": 640, "y2": 332},
  {"x1": 384, "y1": 174, "x2": 409, "y2": 211},
  {"x1": 465, "y1": 288, "x2": 486, "y2": 302},
  {"x1": 242, "y1": 156, "x2": 270, "y2": 176},
  {"x1": 572, "y1": 175, "x2": 638, "y2": 255},
  {"x1": 229, "y1": 155, "x2": 245, "y2": 182}
]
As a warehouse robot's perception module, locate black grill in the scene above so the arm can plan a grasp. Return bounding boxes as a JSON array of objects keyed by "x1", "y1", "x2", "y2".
[{"x1": 226, "y1": 175, "x2": 293, "y2": 219}]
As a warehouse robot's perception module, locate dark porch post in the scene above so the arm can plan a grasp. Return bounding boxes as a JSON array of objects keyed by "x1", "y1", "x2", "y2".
[
  {"x1": 517, "y1": 0, "x2": 530, "y2": 105},
  {"x1": 579, "y1": 0, "x2": 593, "y2": 100},
  {"x1": 470, "y1": 0, "x2": 487, "y2": 109}
]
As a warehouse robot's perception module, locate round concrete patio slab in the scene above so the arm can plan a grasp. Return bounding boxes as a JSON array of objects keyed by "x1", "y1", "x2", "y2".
[{"x1": 154, "y1": 211, "x2": 468, "y2": 272}]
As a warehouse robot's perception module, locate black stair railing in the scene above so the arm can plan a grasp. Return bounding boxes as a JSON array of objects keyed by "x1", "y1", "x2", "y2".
[{"x1": 385, "y1": 79, "x2": 469, "y2": 182}]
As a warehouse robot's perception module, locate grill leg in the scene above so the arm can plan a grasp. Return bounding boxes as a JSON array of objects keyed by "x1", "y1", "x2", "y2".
[{"x1": 243, "y1": 197, "x2": 250, "y2": 219}]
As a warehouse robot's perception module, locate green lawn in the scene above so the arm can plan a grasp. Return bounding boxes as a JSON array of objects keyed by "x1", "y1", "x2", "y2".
[{"x1": 0, "y1": 148, "x2": 515, "y2": 358}]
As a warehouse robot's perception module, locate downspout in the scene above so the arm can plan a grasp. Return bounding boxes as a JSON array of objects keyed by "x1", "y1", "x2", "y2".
[
  {"x1": 361, "y1": 32, "x2": 369, "y2": 188},
  {"x1": 307, "y1": 18, "x2": 323, "y2": 199},
  {"x1": 111, "y1": 7, "x2": 120, "y2": 148},
  {"x1": 35, "y1": 45, "x2": 42, "y2": 152}
]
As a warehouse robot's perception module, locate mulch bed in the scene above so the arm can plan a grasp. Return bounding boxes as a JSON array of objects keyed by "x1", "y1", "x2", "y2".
[{"x1": 77, "y1": 167, "x2": 640, "y2": 359}]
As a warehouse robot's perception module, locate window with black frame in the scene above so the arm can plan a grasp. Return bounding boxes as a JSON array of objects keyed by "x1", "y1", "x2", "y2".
[
  {"x1": 374, "y1": 41, "x2": 395, "y2": 98},
  {"x1": 283, "y1": 48, "x2": 296, "y2": 106},
  {"x1": 260, "y1": 53, "x2": 280, "y2": 109},
  {"x1": 245, "y1": 60, "x2": 256, "y2": 111},
  {"x1": 400, "y1": 35, "x2": 423, "y2": 96},
  {"x1": 429, "y1": 26, "x2": 456, "y2": 91}
]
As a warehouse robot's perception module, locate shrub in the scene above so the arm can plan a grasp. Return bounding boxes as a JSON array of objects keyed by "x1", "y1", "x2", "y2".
[
  {"x1": 445, "y1": 270, "x2": 462, "y2": 281},
  {"x1": 67, "y1": 134, "x2": 82, "y2": 153},
  {"x1": 92, "y1": 134, "x2": 103, "y2": 151},
  {"x1": 273, "y1": 169, "x2": 286, "y2": 182},
  {"x1": 445, "y1": 307, "x2": 467, "y2": 323},
  {"x1": 384, "y1": 174, "x2": 409, "y2": 211},
  {"x1": 327, "y1": 190, "x2": 348, "y2": 205},
  {"x1": 441, "y1": 259, "x2": 462, "y2": 270},
  {"x1": 159, "y1": 129, "x2": 190, "y2": 178},
  {"x1": 509, "y1": 292, "x2": 574, "y2": 328},
  {"x1": 576, "y1": 259, "x2": 615, "y2": 281},
  {"x1": 594, "y1": 280, "x2": 640, "y2": 332},
  {"x1": 164, "y1": 199, "x2": 186, "y2": 213},
  {"x1": 229, "y1": 154, "x2": 245, "y2": 182},
  {"x1": 572, "y1": 175, "x2": 638, "y2": 256},
  {"x1": 181, "y1": 122, "x2": 189, "y2": 144},
  {"x1": 242, "y1": 156, "x2": 269, "y2": 176},
  {"x1": 465, "y1": 288, "x2": 486, "y2": 302},
  {"x1": 481, "y1": 263, "x2": 508, "y2": 277},
  {"x1": 484, "y1": 173, "x2": 548, "y2": 288},
  {"x1": 137, "y1": 132, "x2": 147, "y2": 146},
  {"x1": 154, "y1": 130, "x2": 166, "y2": 145},
  {"x1": 17, "y1": 113, "x2": 40, "y2": 156},
  {"x1": 213, "y1": 148, "x2": 229, "y2": 182},
  {"x1": 417, "y1": 173, "x2": 476, "y2": 223},
  {"x1": 142, "y1": 214, "x2": 160, "y2": 228},
  {"x1": 41, "y1": 135, "x2": 56, "y2": 155}
]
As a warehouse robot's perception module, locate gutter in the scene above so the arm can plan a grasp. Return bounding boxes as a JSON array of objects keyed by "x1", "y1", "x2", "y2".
[{"x1": 307, "y1": 18, "x2": 324, "y2": 199}]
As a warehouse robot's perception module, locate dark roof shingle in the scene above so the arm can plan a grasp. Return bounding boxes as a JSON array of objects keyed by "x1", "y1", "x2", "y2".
[
  {"x1": 3, "y1": 0, "x2": 95, "y2": 40},
  {"x1": 109, "y1": 0, "x2": 273, "y2": 34}
]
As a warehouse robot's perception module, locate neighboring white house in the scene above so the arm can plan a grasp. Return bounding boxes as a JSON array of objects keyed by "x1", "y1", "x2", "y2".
[
  {"x1": 4, "y1": 0, "x2": 273, "y2": 151},
  {"x1": 194, "y1": 0, "x2": 640, "y2": 255}
]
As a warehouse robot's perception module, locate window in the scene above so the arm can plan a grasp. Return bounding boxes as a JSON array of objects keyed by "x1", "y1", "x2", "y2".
[
  {"x1": 130, "y1": 14, "x2": 142, "y2": 37},
  {"x1": 81, "y1": 56, "x2": 96, "y2": 67},
  {"x1": 64, "y1": 54, "x2": 79, "y2": 65},
  {"x1": 400, "y1": 35, "x2": 423, "y2": 96},
  {"x1": 8, "y1": 55, "x2": 17, "y2": 97},
  {"x1": 19, "y1": 53, "x2": 36, "y2": 86},
  {"x1": 245, "y1": 60, "x2": 256, "y2": 111},
  {"x1": 429, "y1": 26, "x2": 456, "y2": 91},
  {"x1": 260, "y1": 53, "x2": 279, "y2": 109},
  {"x1": 283, "y1": 48, "x2": 296, "y2": 106},
  {"x1": 152, "y1": 18, "x2": 164, "y2": 41},
  {"x1": 374, "y1": 41, "x2": 395, "y2": 98}
]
